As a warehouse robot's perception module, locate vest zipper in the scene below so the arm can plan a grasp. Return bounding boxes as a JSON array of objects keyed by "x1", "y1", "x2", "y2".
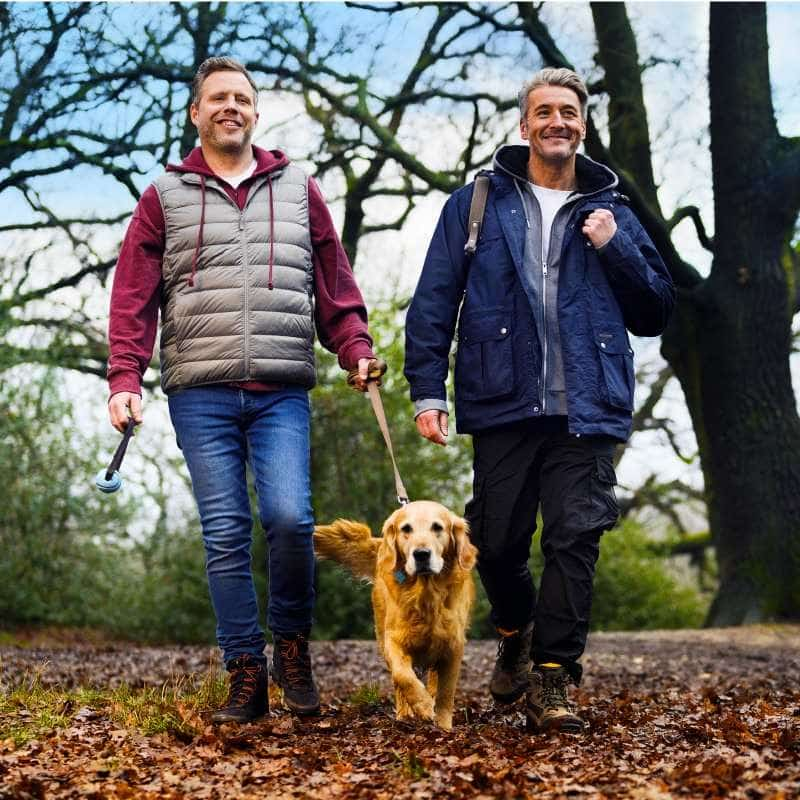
[{"x1": 240, "y1": 209, "x2": 250, "y2": 378}]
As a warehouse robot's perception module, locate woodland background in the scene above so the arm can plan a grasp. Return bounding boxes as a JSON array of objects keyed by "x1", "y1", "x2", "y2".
[{"x1": 1, "y1": 1, "x2": 800, "y2": 644}]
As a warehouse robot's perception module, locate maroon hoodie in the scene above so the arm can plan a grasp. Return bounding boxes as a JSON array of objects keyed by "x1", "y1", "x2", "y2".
[{"x1": 107, "y1": 146, "x2": 375, "y2": 396}]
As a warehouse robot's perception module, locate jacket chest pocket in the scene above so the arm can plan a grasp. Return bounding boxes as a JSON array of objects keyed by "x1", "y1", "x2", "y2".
[{"x1": 456, "y1": 310, "x2": 514, "y2": 401}]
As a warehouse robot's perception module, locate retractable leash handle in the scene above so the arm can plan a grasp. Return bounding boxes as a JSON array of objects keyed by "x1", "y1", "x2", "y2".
[{"x1": 95, "y1": 417, "x2": 137, "y2": 494}]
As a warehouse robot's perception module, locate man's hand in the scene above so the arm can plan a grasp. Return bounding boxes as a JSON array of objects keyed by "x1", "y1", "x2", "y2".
[
  {"x1": 108, "y1": 392, "x2": 143, "y2": 433},
  {"x1": 416, "y1": 409, "x2": 449, "y2": 446},
  {"x1": 582, "y1": 209, "x2": 617, "y2": 249},
  {"x1": 347, "y1": 357, "x2": 386, "y2": 392}
]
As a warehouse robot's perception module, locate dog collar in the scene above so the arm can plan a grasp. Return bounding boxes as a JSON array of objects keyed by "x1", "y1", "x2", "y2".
[{"x1": 394, "y1": 569, "x2": 407, "y2": 584}]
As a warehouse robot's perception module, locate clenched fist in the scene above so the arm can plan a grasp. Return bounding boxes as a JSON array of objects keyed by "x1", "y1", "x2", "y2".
[{"x1": 582, "y1": 209, "x2": 617, "y2": 249}]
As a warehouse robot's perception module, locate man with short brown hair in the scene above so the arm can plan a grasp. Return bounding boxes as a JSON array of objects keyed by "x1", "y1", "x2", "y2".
[
  {"x1": 108, "y1": 57, "x2": 379, "y2": 723},
  {"x1": 405, "y1": 67, "x2": 675, "y2": 731}
]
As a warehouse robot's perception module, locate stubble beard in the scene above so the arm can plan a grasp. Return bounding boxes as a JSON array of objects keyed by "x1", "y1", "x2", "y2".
[{"x1": 203, "y1": 120, "x2": 253, "y2": 157}]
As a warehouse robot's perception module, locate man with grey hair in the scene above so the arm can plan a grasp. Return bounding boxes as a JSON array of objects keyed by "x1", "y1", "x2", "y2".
[
  {"x1": 405, "y1": 67, "x2": 674, "y2": 731},
  {"x1": 107, "y1": 57, "x2": 380, "y2": 723}
]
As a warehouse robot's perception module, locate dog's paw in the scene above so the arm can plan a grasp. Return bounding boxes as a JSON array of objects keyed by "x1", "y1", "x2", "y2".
[
  {"x1": 435, "y1": 709, "x2": 453, "y2": 731},
  {"x1": 410, "y1": 696, "x2": 436, "y2": 721}
]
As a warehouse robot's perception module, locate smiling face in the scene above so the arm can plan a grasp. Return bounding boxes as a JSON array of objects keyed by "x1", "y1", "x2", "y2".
[
  {"x1": 190, "y1": 69, "x2": 258, "y2": 157},
  {"x1": 520, "y1": 84, "x2": 586, "y2": 166}
]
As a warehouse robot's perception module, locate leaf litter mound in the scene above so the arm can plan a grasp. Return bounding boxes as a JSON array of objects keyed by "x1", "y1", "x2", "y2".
[{"x1": 0, "y1": 627, "x2": 798, "y2": 799}]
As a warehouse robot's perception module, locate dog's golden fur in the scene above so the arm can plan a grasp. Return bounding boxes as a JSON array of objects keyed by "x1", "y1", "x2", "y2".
[{"x1": 314, "y1": 500, "x2": 477, "y2": 730}]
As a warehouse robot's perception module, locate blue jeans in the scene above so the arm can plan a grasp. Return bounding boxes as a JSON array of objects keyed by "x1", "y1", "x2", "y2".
[{"x1": 168, "y1": 385, "x2": 315, "y2": 664}]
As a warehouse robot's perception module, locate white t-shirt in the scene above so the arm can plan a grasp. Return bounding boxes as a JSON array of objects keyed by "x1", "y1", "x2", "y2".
[
  {"x1": 220, "y1": 160, "x2": 257, "y2": 189},
  {"x1": 530, "y1": 184, "x2": 573, "y2": 261}
]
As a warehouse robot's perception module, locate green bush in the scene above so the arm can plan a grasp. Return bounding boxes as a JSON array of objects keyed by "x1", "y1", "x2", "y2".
[
  {"x1": 589, "y1": 518, "x2": 708, "y2": 630},
  {"x1": 0, "y1": 373, "x2": 138, "y2": 630},
  {"x1": 1, "y1": 312, "x2": 708, "y2": 644}
]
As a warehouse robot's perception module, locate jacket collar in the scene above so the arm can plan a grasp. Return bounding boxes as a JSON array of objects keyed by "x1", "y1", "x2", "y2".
[{"x1": 492, "y1": 145, "x2": 617, "y2": 198}]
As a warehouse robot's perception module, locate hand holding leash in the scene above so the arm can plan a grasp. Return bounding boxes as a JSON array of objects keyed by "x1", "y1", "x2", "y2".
[{"x1": 346, "y1": 357, "x2": 387, "y2": 392}]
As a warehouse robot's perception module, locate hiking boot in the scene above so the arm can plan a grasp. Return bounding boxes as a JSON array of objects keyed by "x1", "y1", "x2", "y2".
[
  {"x1": 526, "y1": 664, "x2": 585, "y2": 733},
  {"x1": 272, "y1": 632, "x2": 321, "y2": 716},
  {"x1": 489, "y1": 621, "x2": 534, "y2": 704},
  {"x1": 212, "y1": 654, "x2": 268, "y2": 724}
]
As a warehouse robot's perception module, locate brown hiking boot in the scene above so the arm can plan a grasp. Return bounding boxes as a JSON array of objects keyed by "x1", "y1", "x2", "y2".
[
  {"x1": 272, "y1": 633, "x2": 321, "y2": 716},
  {"x1": 489, "y1": 621, "x2": 534, "y2": 704},
  {"x1": 526, "y1": 664, "x2": 585, "y2": 733},
  {"x1": 212, "y1": 654, "x2": 268, "y2": 724}
]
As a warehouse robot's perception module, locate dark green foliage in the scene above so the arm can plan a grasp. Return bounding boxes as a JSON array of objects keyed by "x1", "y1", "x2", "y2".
[
  {"x1": 583, "y1": 520, "x2": 708, "y2": 630},
  {"x1": 2, "y1": 316, "x2": 707, "y2": 643},
  {"x1": 0, "y1": 373, "x2": 136, "y2": 629}
]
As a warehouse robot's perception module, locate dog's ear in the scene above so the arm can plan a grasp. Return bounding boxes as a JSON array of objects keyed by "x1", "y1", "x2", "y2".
[
  {"x1": 451, "y1": 513, "x2": 477, "y2": 571},
  {"x1": 377, "y1": 508, "x2": 402, "y2": 574}
]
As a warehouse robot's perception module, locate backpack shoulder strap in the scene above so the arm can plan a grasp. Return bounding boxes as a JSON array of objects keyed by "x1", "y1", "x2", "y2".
[{"x1": 463, "y1": 171, "x2": 492, "y2": 257}]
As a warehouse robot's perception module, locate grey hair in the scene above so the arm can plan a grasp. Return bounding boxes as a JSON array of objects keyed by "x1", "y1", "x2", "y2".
[
  {"x1": 518, "y1": 68, "x2": 589, "y2": 120},
  {"x1": 191, "y1": 57, "x2": 258, "y2": 107}
]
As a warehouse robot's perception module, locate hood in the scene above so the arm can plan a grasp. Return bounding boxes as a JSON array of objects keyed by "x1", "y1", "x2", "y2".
[
  {"x1": 492, "y1": 145, "x2": 617, "y2": 197},
  {"x1": 170, "y1": 146, "x2": 289, "y2": 290},
  {"x1": 166, "y1": 145, "x2": 290, "y2": 178}
]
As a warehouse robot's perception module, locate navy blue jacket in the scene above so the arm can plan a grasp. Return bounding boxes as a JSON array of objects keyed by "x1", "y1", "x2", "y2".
[{"x1": 404, "y1": 152, "x2": 675, "y2": 440}]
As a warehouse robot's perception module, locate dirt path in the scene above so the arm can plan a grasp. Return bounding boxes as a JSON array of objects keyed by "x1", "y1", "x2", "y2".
[{"x1": 1, "y1": 627, "x2": 798, "y2": 799}]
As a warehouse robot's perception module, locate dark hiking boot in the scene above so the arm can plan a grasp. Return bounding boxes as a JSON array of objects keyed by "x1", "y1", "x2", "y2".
[
  {"x1": 272, "y1": 632, "x2": 321, "y2": 716},
  {"x1": 526, "y1": 664, "x2": 585, "y2": 733},
  {"x1": 212, "y1": 654, "x2": 268, "y2": 724},
  {"x1": 489, "y1": 621, "x2": 534, "y2": 704}
]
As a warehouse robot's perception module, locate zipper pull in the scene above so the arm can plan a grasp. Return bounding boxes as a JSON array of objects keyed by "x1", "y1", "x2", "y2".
[
  {"x1": 239, "y1": 214, "x2": 244, "y2": 231},
  {"x1": 543, "y1": 260, "x2": 548, "y2": 277}
]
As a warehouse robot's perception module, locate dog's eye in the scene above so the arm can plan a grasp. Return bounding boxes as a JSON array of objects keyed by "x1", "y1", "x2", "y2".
[
  {"x1": 400, "y1": 523, "x2": 413, "y2": 535},
  {"x1": 431, "y1": 522, "x2": 444, "y2": 534}
]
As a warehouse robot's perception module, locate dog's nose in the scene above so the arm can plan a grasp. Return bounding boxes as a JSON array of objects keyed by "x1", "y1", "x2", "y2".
[{"x1": 413, "y1": 548, "x2": 432, "y2": 564}]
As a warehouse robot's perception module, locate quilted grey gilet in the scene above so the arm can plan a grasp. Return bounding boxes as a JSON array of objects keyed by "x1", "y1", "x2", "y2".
[{"x1": 154, "y1": 164, "x2": 315, "y2": 394}]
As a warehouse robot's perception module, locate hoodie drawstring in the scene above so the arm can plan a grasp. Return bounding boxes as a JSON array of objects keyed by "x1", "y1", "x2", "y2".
[
  {"x1": 267, "y1": 175, "x2": 275, "y2": 291},
  {"x1": 188, "y1": 171, "x2": 275, "y2": 290},
  {"x1": 188, "y1": 174, "x2": 207, "y2": 288}
]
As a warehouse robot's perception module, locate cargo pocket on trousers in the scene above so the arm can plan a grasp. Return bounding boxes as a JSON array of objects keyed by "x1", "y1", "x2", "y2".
[{"x1": 586, "y1": 456, "x2": 620, "y2": 532}]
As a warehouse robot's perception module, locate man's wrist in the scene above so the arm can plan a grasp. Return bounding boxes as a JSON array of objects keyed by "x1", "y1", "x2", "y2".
[
  {"x1": 108, "y1": 374, "x2": 143, "y2": 401},
  {"x1": 414, "y1": 398, "x2": 449, "y2": 419}
]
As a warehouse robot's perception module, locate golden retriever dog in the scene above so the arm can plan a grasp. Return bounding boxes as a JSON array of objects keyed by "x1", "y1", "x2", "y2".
[{"x1": 314, "y1": 500, "x2": 477, "y2": 730}]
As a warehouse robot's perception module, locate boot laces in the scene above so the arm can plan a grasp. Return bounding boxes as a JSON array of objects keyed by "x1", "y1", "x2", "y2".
[
  {"x1": 496, "y1": 632, "x2": 526, "y2": 670},
  {"x1": 228, "y1": 660, "x2": 262, "y2": 705},
  {"x1": 541, "y1": 671, "x2": 572, "y2": 711},
  {"x1": 278, "y1": 636, "x2": 313, "y2": 689}
]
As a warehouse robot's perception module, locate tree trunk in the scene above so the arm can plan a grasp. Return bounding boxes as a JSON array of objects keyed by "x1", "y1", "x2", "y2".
[{"x1": 665, "y1": 3, "x2": 800, "y2": 623}]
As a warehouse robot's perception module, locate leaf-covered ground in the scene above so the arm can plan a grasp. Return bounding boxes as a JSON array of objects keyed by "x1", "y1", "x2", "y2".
[{"x1": 1, "y1": 627, "x2": 798, "y2": 799}]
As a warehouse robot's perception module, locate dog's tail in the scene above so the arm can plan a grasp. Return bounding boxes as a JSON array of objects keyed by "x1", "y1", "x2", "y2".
[{"x1": 313, "y1": 520, "x2": 380, "y2": 582}]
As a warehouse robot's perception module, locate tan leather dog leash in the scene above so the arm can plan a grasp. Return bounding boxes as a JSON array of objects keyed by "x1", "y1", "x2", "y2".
[{"x1": 347, "y1": 359, "x2": 409, "y2": 505}]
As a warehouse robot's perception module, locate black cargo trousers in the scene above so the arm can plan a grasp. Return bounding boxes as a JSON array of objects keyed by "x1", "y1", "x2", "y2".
[{"x1": 465, "y1": 417, "x2": 620, "y2": 684}]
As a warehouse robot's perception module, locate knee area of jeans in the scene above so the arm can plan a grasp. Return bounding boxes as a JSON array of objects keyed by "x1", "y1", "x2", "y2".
[
  {"x1": 261, "y1": 508, "x2": 314, "y2": 537},
  {"x1": 203, "y1": 532, "x2": 253, "y2": 563}
]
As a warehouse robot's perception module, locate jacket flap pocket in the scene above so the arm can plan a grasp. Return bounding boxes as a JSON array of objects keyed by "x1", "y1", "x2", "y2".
[
  {"x1": 595, "y1": 328, "x2": 632, "y2": 355},
  {"x1": 460, "y1": 313, "x2": 511, "y2": 344}
]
